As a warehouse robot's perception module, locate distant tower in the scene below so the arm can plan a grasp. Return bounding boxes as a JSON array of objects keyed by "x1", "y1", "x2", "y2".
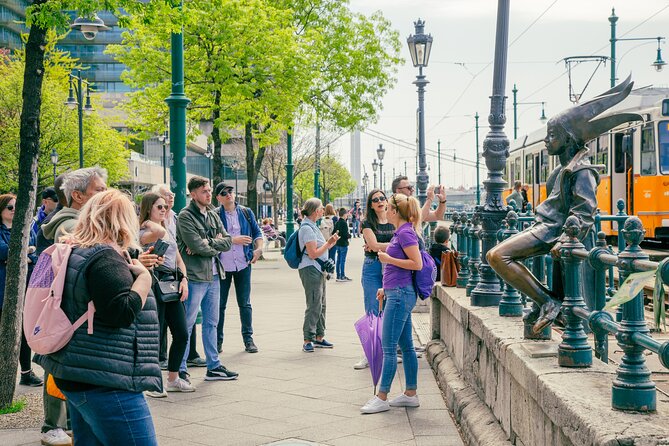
[{"x1": 350, "y1": 130, "x2": 362, "y2": 195}]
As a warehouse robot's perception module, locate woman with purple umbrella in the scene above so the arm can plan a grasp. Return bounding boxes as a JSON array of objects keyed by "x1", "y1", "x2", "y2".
[{"x1": 360, "y1": 193, "x2": 422, "y2": 414}]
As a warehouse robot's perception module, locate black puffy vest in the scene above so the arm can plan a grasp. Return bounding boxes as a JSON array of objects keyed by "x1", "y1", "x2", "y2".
[{"x1": 35, "y1": 245, "x2": 161, "y2": 393}]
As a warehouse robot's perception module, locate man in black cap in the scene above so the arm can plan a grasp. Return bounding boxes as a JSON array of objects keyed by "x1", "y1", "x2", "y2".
[{"x1": 31, "y1": 187, "x2": 59, "y2": 237}]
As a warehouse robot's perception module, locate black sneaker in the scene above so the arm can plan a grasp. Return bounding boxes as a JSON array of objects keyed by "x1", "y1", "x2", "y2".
[
  {"x1": 178, "y1": 371, "x2": 191, "y2": 384},
  {"x1": 244, "y1": 340, "x2": 258, "y2": 353},
  {"x1": 205, "y1": 365, "x2": 238, "y2": 381},
  {"x1": 19, "y1": 370, "x2": 43, "y2": 387}
]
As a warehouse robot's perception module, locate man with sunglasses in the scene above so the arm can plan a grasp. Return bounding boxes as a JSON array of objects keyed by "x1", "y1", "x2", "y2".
[
  {"x1": 391, "y1": 176, "x2": 447, "y2": 222},
  {"x1": 214, "y1": 182, "x2": 263, "y2": 354}
]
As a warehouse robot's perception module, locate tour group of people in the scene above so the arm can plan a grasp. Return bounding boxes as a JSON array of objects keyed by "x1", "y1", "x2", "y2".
[{"x1": 4, "y1": 167, "x2": 450, "y2": 445}]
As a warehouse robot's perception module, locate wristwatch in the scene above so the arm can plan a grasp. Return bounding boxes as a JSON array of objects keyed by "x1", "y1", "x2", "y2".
[{"x1": 439, "y1": 199, "x2": 447, "y2": 204}]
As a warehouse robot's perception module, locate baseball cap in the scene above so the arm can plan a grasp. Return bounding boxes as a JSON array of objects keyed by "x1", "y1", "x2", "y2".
[{"x1": 41, "y1": 187, "x2": 58, "y2": 202}]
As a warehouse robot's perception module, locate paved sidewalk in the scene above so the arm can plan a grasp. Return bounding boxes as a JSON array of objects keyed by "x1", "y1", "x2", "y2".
[{"x1": 1, "y1": 237, "x2": 463, "y2": 446}]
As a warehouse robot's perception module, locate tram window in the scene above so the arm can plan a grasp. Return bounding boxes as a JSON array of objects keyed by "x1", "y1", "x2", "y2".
[
  {"x1": 640, "y1": 125, "x2": 656, "y2": 176},
  {"x1": 660, "y1": 121, "x2": 669, "y2": 174},
  {"x1": 597, "y1": 134, "x2": 609, "y2": 174},
  {"x1": 525, "y1": 154, "x2": 533, "y2": 185},
  {"x1": 614, "y1": 134, "x2": 626, "y2": 174},
  {"x1": 540, "y1": 149, "x2": 549, "y2": 182},
  {"x1": 586, "y1": 139, "x2": 596, "y2": 164},
  {"x1": 514, "y1": 157, "x2": 521, "y2": 182}
]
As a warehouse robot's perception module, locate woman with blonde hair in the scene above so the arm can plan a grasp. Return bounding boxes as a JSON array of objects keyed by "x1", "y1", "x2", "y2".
[
  {"x1": 361, "y1": 193, "x2": 423, "y2": 414},
  {"x1": 35, "y1": 189, "x2": 161, "y2": 446}
]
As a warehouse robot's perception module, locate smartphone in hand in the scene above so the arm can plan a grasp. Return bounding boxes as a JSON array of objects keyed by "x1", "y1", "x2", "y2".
[{"x1": 152, "y1": 239, "x2": 170, "y2": 257}]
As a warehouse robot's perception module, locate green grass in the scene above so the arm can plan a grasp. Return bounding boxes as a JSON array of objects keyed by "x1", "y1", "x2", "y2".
[{"x1": 0, "y1": 399, "x2": 26, "y2": 415}]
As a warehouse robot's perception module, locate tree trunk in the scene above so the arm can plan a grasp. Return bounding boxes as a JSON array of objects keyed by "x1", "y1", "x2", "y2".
[
  {"x1": 244, "y1": 122, "x2": 267, "y2": 218},
  {"x1": 211, "y1": 90, "x2": 222, "y2": 186},
  {"x1": 0, "y1": 18, "x2": 47, "y2": 409}
]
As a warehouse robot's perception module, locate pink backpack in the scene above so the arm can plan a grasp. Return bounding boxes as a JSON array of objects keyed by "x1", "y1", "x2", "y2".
[{"x1": 23, "y1": 244, "x2": 95, "y2": 355}]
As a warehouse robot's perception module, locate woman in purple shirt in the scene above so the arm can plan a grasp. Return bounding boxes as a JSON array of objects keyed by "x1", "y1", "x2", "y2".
[{"x1": 361, "y1": 193, "x2": 423, "y2": 414}]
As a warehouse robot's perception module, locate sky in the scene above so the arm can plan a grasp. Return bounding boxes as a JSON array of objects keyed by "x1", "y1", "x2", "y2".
[{"x1": 335, "y1": 0, "x2": 669, "y2": 189}]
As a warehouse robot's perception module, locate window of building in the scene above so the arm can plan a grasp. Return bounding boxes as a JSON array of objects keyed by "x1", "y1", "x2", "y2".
[
  {"x1": 660, "y1": 121, "x2": 669, "y2": 174},
  {"x1": 640, "y1": 124, "x2": 656, "y2": 176}
]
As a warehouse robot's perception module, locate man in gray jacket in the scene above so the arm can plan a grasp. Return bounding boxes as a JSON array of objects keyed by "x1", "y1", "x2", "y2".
[{"x1": 177, "y1": 176, "x2": 237, "y2": 381}]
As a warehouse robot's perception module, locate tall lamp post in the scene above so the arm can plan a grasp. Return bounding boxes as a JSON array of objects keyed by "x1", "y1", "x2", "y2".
[
  {"x1": 407, "y1": 19, "x2": 433, "y2": 206},
  {"x1": 285, "y1": 131, "x2": 295, "y2": 237},
  {"x1": 609, "y1": 9, "x2": 665, "y2": 88},
  {"x1": 376, "y1": 144, "x2": 386, "y2": 191},
  {"x1": 362, "y1": 172, "x2": 369, "y2": 200},
  {"x1": 158, "y1": 130, "x2": 169, "y2": 184},
  {"x1": 372, "y1": 159, "x2": 379, "y2": 189},
  {"x1": 165, "y1": 0, "x2": 190, "y2": 212},
  {"x1": 50, "y1": 148, "x2": 58, "y2": 184},
  {"x1": 511, "y1": 84, "x2": 547, "y2": 139},
  {"x1": 475, "y1": 112, "x2": 481, "y2": 205},
  {"x1": 470, "y1": 0, "x2": 510, "y2": 307},
  {"x1": 64, "y1": 70, "x2": 94, "y2": 168}
]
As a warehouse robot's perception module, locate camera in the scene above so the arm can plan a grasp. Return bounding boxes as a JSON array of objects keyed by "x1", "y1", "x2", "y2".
[{"x1": 316, "y1": 257, "x2": 335, "y2": 274}]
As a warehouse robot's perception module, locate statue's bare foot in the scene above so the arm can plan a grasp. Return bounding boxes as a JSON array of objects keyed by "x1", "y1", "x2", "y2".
[
  {"x1": 532, "y1": 300, "x2": 562, "y2": 334},
  {"x1": 523, "y1": 306, "x2": 541, "y2": 325}
]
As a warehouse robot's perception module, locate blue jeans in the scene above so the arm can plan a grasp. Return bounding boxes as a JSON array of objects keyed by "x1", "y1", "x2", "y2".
[
  {"x1": 361, "y1": 257, "x2": 383, "y2": 316},
  {"x1": 352, "y1": 220, "x2": 360, "y2": 237},
  {"x1": 335, "y1": 246, "x2": 348, "y2": 279},
  {"x1": 63, "y1": 388, "x2": 157, "y2": 446},
  {"x1": 328, "y1": 247, "x2": 336, "y2": 262},
  {"x1": 218, "y1": 266, "x2": 253, "y2": 347},
  {"x1": 181, "y1": 278, "x2": 221, "y2": 371},
  {"x1": 379, "y1": 284, "x2": 418, "y2": 394}
]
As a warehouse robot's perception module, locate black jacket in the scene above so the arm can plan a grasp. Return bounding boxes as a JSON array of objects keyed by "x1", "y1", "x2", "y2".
[{"x1": 334, "y1": 218, "x2": 350, "y2": 247}]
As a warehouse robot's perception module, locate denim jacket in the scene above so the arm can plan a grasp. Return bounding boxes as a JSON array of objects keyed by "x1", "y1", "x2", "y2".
[{"x1": 217, "y1": 204, "x2": 263, "y2": 263}]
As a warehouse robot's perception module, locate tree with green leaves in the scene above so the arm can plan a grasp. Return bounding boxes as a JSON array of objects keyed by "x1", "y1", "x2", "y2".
[
  {"x1": 0, "y1": 0, "x2": 148, "y2": 410},
  {"x1": 0, "y1": 37, "x2": 129, "y2": 193},
  {"x1": 294, "y1": 155, "x2": 356, "y2": 204}
]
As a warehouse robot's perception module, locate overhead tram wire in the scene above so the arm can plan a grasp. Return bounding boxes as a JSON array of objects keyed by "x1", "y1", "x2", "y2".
[{"x1": 427, "y1": 0, "x2": 559, "y2": 134}]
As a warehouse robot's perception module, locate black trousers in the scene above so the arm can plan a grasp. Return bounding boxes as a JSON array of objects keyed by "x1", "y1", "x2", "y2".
[{"x1": 156, "y1": 299, "x2": 189, "y2": 373}]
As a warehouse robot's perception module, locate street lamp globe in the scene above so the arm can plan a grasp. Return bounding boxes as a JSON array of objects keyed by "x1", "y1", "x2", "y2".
[
  {"x1": 376, "y1": 143, "x2": 385, "y2": 161},
  {"x1": 652, "y1": 38, "x2": 666, "y2": 72},
  {"x1": 70, "y1": 14, "x2": 110, "y2": 40},
  {"x1": 539, "y1": 102, "x2": 548, "y2": 124},
  {"x1": 65, "y1": 78, "x2": 78, "y2": 110},
  {"x1": 50, "y1": 148, "x2": 58, "y2": 166},
  {"x1": 83, "y1": 86, "x2": 94, "y2": 114},
  {"x1": 406, "y1": 19, "x2": 433, "y2": 68},
  {"x1": 363, "y1": 172, "x2": 369, "y2": 184},
  {"x1": 371, "y1": 159, "x2": 378, "y2": 172}
]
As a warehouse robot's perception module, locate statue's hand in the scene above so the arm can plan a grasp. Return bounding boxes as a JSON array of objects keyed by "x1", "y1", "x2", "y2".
[{"x1": 550, "y1": 242, "x2": 563, "y2": 260}]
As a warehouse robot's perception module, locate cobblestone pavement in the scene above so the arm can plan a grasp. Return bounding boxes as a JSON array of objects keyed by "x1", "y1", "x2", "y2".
[{"x1": 0, "y1": 236, "x2": 464, "y2": 446}]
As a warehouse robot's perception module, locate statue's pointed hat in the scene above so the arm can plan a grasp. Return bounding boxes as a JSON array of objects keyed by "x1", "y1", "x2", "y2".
[{"x1": 549, "y1": 75, "x2": 643, "y2": 143}]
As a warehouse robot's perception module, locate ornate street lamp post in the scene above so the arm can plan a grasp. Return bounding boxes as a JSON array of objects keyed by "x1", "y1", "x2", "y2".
[
  {"x1": 50, "y1": 148, "x2": 58, "y2": 184},
  {"x1": 470, "y1": 0, "x2": 511, "y2": 307},
  {"x1": 407, "y1": 19, "x2": 433, "y2": 206},
  {"x1": 362, "y1": 172, "x2": 369, "y2": 199},
  {"x1": 158, "y1": 131, "x2": 169, "y2": 184},
  {"x1": 372, "y1": 159, "x2": 379, "y2": 189},
  {"x1": 376, "y1": 144, "x2": 386, "y2": 191},
  {"x1": 64, "y1": 70, "x2": 94, "y2": 168}
]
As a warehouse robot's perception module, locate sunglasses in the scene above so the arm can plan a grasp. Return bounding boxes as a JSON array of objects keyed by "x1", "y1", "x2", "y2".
[
  {"x1": 155, "y1": 204, "x2": 168, "y2": 211},
  {"x1": 398, "y1": 185, "x2": 415, "y2": 192},
  {"x1": 371, "y1": 196, "x2": 387, "y2": 203},
  {"x1": 219, "y1": 189, "x2": 234, "y2": 197},
  {"x1": 5, "y1": 205, "x2": 14, "y2": 211}
]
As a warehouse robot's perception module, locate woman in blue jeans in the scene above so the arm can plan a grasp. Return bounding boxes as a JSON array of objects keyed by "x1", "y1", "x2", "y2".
[
  {"x1": 354, "y1": 189, "x2": 394, "y2": 369},
  {"x1": 361, "y1": 193, "x2": 422, "y2": 414},
  {"x1": 36, "y1": 190, "x2": 161, "y2": 445}
]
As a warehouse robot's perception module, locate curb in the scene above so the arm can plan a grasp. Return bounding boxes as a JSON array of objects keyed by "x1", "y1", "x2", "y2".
[{"x1": 426, "y1": 340, "x2": 512, "y2": 446}]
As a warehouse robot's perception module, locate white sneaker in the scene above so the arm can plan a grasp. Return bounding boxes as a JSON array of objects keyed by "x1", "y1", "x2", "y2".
[
  {"x1": 40, "y1": 428, "x2": 72, "y2": 446},
  {"x1": 353, "y1": 357, "x2": 369, "y2": 370},
  {"x1": 389, "y1": 393, "x2": 420, "y2": 407},
  {"x1": 145, "y1": 389, "x2": 168, "y2": 398},
  {"x1": 166, "y1": 377, "x2": 196, "y2": 392},
  {"x1": 360, "y1": 396, "x2": 390, "y2": 414},
  {"x1": 397, "y1": 355, "x2": 403, "y2": 364}
]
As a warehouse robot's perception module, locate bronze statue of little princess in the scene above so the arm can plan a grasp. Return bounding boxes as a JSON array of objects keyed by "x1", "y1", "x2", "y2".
[{"x1": 488, "y1": 76, "x2": 642, "y2": 333}]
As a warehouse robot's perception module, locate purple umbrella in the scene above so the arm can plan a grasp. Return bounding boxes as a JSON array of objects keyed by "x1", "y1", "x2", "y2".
[{"x1": 354, "y1": 311, "x2": 384, "y2": 394}]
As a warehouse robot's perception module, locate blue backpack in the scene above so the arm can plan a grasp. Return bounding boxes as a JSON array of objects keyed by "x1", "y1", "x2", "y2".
[
  {"x1": 413, "y1": 238, "x2": 438, "y2": 300},
  {"x1": 284, "y1": 227, "x2": 306, "y2": 269}
]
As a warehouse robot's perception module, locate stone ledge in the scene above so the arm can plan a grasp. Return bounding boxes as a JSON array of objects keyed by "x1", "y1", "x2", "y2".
[
  {"x1": 432, "y1": 285, "x2": 669, "y2": 446},
  {"x1": 427, "y1": 340, "x2": 512, "y2": 446}
]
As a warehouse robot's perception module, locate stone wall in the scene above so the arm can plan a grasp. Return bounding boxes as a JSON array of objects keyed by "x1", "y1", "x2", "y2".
[{"x1": 429, "y1": 285, "x2": 669, "y2": 446}]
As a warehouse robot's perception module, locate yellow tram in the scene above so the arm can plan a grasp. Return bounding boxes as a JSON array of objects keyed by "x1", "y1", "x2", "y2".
[{"x1": 504, "y1": 87, "x2": 669, "y2": 241}]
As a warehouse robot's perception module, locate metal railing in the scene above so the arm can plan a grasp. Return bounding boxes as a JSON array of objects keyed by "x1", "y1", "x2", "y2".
[{"x1": 442, "y1": 199, "x2": 669, "y2": 412}]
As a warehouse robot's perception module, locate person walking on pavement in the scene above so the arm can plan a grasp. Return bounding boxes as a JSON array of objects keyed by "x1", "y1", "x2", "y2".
[
  {"x1": 351, "y1": 200, "x2": 362, "y2": 237},
  {"x1": 391, "y1": 175, "x2": 447, "y2": 222},
  {"x1": 177, "y1": 176, "x2": 238, "y2": 381},
  {"x1": 152, "y1": 184, "x2": 206, "y2": 368},
  {"x1": 361, "y1": 193, "x2": 422, "y2": 414},
  {"x1": 139, "y1": 193, "x2": 193, "y2": 395},
  {"x1": 334, "y1": 208, "x2": 352, "y2": 282},
  {"x1": 214, "y1": 182, "x2": 263, "y2": 354},
  {"x1": 35, "y1": 189, "x2": 162, "y2": 446},
  {"x1": 506, "y1": 180, "x2": 523, "y2": 210},
  {"x1": 298, "y1": 198, "x2": 339, "y2": 353}
]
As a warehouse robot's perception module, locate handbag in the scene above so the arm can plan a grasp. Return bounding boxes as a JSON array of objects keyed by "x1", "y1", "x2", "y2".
[{"x1": 153, "y1": 265, "x2": 182, "y2": 303}]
